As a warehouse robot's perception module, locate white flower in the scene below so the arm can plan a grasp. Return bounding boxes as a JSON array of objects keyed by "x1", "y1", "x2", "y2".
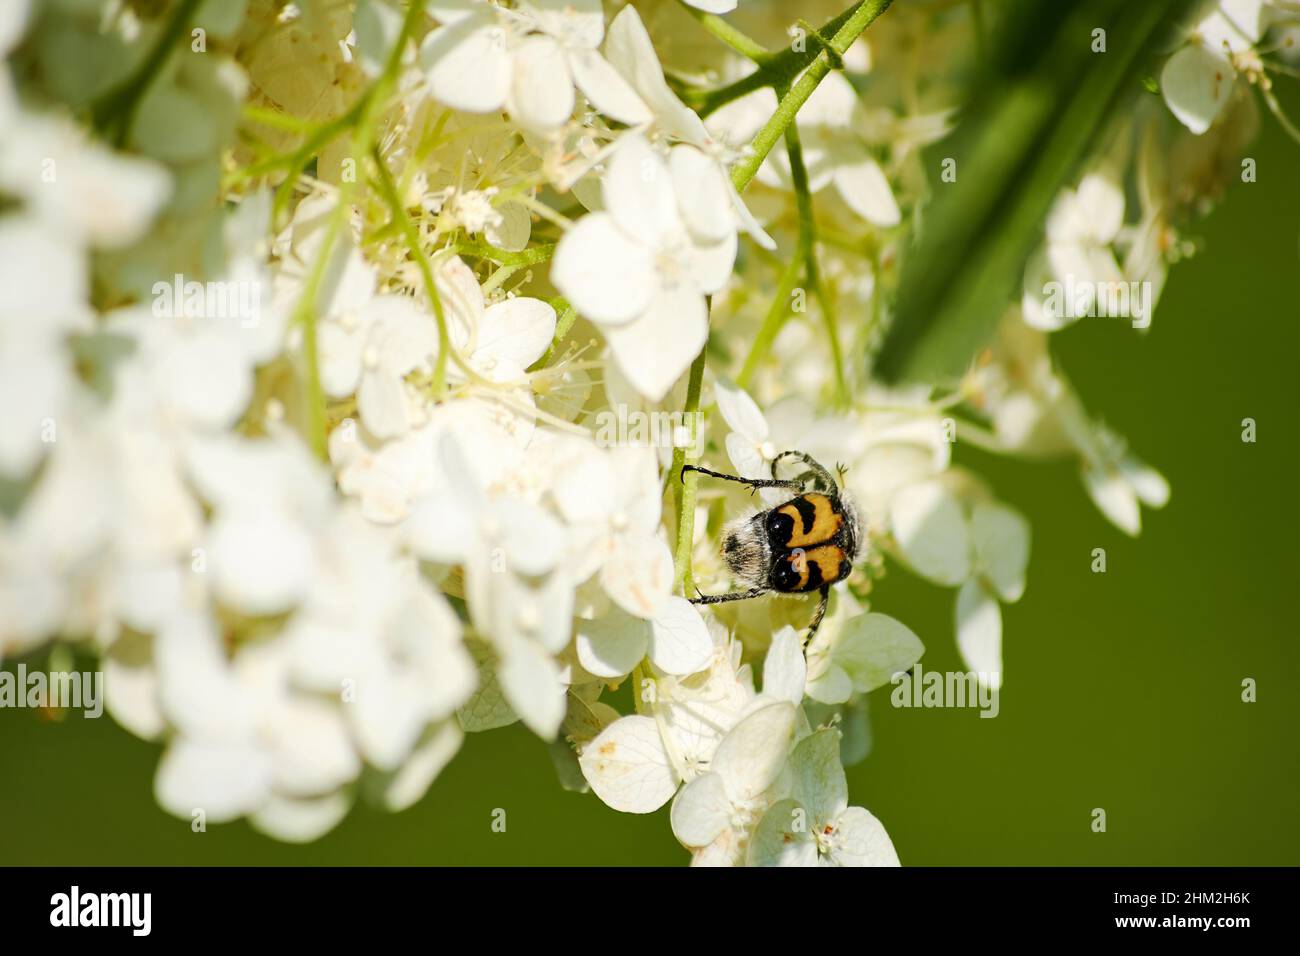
[
  {"x1": 890, "y1": 478, "x2": 1030, "y2": 688},
  {"x1": 420, "y1": 0, "x2": 649, "y2": 131},
  {"x1": 551, "y1": 442, "x2": 674, "y2": 618},
  {"x1": 748, "y1": 728, "x2": 900, "y2": 866},
  {"x1": 574, "y1": 597, "x2": 714, "y2": 679},
  {"x1": 604, "y1": 5, "x2": 774, "y2": 249},
  {"x1": 578, "y1": 629, "x2": 756, "y2": 811},
  {"x1": 670, "y1": 700, "x2": 798, "y2": 866},
  {"x1": 407, "y1": 432, "x2": 571, "y2": 737},
  {"x1": 153, "y1": 609, "x2": 358, "y2": 839},
  {"x1": 1161, "y1": 0, "x2": 1268, "y2": 135},
  {"x1": 805, "y1": 612, "x2": 925, "y2": 705},
  {"x1": 284, "y1": 511, "x2": 475, "y2": 771},
  {"x1": 1022, "y1": 171, "x2": 1126, "y2": 331},
  {"x1": 436, "y1": 254, "x2": 556, "y2": 383},
  {"x1": 185, "y1": 433, "x2": 335, "y2": 617},
  {"x1": 553, "y1": 133, "x2": 735, "y2": 401},
  {"x1": 1081, "y1": 433, "x2": 1171, "y2": 538}
]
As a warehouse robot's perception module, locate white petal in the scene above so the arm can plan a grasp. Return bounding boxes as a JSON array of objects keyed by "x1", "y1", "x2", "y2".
[
  {"x1": 603, "y1": 132, "x2": 682, "y2": 246},
  {"x1": 0, "y1": 0, "x2": 30, "y2": 56},
  {"x1": 601, "y1": 532, "x2": 673, "y2": 619},
  {"x1": 835, "y1": 613, "x2": 926, "y2": 694},
  {"x1": 725, "y1": 432, "x2": 768, "y2": 483},
  {"x1": 1083, "y1": 463, "x2": 1141, "y2": 536},
  {"x1": 833, "y1": 152, "x2": 901, "y2": 227},
  {"x1": 1160, "y1": 43, "x2": 1233, "y2": 135},
  {"x1": 790, "y1": 727, "x2": 848, "y2": 824},
  {"x1": 971, "y1": 502, "x2": 1031, "y2": 603},
  {"x1": 604, "y1": 6, "x2": 711, "y2": 144},
  {"x1": 575, "y1": 608, "x2": 651, "y2": 678},
  {"x1": 267, "y1": 696, "x2": 361, "y2": 796},
  {"x1": 420, "y1": 17, "x2": 512, "y2": 114},
  {"x1": 569, "y1": 48, "x2": 653, "y2": 125},
  {"x1": 727, "y1": 178, "x2": 777, "y2": 250},
  {"x1": 680, "y1": 0, "x2": 738, "y2": 12},
  {"x1": 748, "y1": 798, "x2": 820, "y2": 866},
  {"x1": 1122, "y1": 457, "x2": 1170, "y2": 509},
  {"x1": 157, "y1": 332, "x2": 253, "y2": 430},
  {"x1": 434, "y1": 254, "x2": 484, "y2": 347},
  {"x1": 648, "y1": 597, "x2": 714, "y2": 675},
  {"x1": 383, "y1": 721, "x2": 464, "y2": 811},
  {"x1": 685, "y1": 230, "x2": 737, "y2": 295},
  {"x1": 509, "y1": 34, "x2": 575, "y2": 130},
  {"x1": 889, "y1": 480, "x2": 972, "y2": 585},
  {"x1": 405, "y1": 492, "x2": 475, "y2": 566},
  {"x1": 208, "y1": 511, "x2": 314, "y2": 615},
  {"x1": 955, "y1": 578, "x2": 1002, "y2": 689},
  {"x1": 365, "y1": 295, "x2": 438, "y2": 375},
  {"x1": 579, "y1": 714, "x2": 679, "y2": 813},
  {"x1": 830, "y1": 806, "x2": 901, "y2": 866},
  {"x1": 155, "y1": 739, "x2": 272, "y2": 824},
  {"x1": 710, "y1": 701, "x2": 796, "y2": 801},
  {"x1": 1075, "y1": 173, "x2": 1125, "y2": 244},
  {"x1": 357, "y1": 369, "x2": 412, "y2": 440},
  {"x1": 477, "y1": 297, "x2": 556, "y2": 377},
  {"x1": 604, "y1": 285, "x2": 708, "y2": 402},
  {"x1": 762, "y1": 625, "x2": 807, "y2": 704},
  {"x1": 497, "y1": 637, "x2": 566, "y2": 738},
  {"x1": 103, "y1": 633, "x2": 165, "y2": 741},
  {"x1": 250, "y1": 792, "x2": 351, "y2": 843},
  {"x1": 714, "y1": 376, "x2": 769, "y2": 443},
  {"x1": 483, "y1": 199, "x2": 531, "y2": 252},
  {"x1": 492, "y1": 498, "x2": 565, "y2": 576},
  {"x1": 670, "y1": 772, "x2": 731, "y2": 847},
  {"x1": 670, "y1": 145, "x2": 734, "y2": 244},
  {"x1": 805, "y1": 662, "x2": 853, "y2": 705},
  {"x1": 1022, "y1": 244, "x2": 1074, "y2": 331},
  {"x1": 552, "y1": 211, "x2": 655, "y2": 325},
  {"x1": 318, "y1": 321, "x2": 365, "y2": 397}
]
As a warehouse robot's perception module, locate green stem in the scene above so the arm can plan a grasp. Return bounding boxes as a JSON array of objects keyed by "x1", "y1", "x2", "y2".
[
  {"x1": 371, "y1": 146, "x2": 453, "y2": 398},
  {"x1": 679, "y1": 2, "x2": 772, "y2": 63},
  {"x1": 730, "y1": 0, "x2": 893, "y2": 192},
  {"x1": 451, "y1": 240, "x2": 556, "y2": 268},
  {"x1": 685, "y1": 1, "x2": 869, "y2": 116},
  {"x1": 287, "y1": 1, "x2": 426, "y2": 458},
  {"x1": 290, "y1": 213, "x2": 341, "y2": 459},
  {"x1": 671, "y1": 350, "x2": 707, "y2": 595},
  {"x1": 737, "y1": 249, "x2": 805, "y2": 389}
]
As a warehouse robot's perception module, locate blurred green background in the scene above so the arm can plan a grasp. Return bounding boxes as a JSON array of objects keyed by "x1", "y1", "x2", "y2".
[{"x1": 3, "y1": 97, "x2": 1298, "y2": 867}]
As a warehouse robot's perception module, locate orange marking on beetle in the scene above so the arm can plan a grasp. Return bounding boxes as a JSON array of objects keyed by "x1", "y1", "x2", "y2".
[{"x1": 779, "y1": 493, "x2": 845, "y2": 549}]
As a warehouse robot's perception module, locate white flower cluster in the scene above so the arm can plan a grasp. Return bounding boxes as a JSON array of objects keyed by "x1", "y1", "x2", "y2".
[{"x1": 0, "y1": 0, "x2": 1277, "y2": 863}]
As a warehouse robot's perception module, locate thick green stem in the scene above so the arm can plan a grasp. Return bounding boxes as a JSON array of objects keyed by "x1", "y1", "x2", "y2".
[
  {"x1": 730, "y1": 0, "x2": 893, "y2": 192},
  {"x1": 671, "y1": 350, "x2": 707, "y2": 595},
  {"x1": 686, "y1": 1, "x2": 870, "y2": 116},
  {"x1": 452, "y1": 240, "x2": 556, "y2": 268},
  {"x1": 371, "y1": 146, "x2": 453, "y2": 398}
]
